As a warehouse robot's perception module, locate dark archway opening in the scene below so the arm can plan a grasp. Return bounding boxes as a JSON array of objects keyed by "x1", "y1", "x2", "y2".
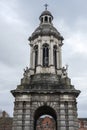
[
  {"x1": 34, "y1": 106, "x2": 57, "y2": 130},
  {"x1": 53, "y1": 45, "x2": 57, "y2": 68},
  {"x1": 34, "y1": 45, "x2": 38, "y2": 71},
  {"x1": 45, "y1": 16, "x2": 48, "y2": 22},
  {"x1": 43, "y1": 43, "x2": 49, "y2": 67}
]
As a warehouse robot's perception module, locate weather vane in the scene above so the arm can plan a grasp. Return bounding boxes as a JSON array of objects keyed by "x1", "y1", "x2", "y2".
[{"x1": 44, "y1": 4, "x2": 48, "y2": 10}]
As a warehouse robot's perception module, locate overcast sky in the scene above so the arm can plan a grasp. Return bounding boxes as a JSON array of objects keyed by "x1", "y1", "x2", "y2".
[{"x1": 0, "y1": 0, "x2": 87, "y2": 117}]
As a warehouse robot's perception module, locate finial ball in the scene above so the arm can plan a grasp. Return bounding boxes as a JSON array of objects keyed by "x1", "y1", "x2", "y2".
[{"x1": 44, "y1": 4, "x2": 48, "y2": 10}]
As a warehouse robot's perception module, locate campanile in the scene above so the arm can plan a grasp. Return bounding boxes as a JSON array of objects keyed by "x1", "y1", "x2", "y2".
[{"x1": 11, "y1": 7, "x2": 80, "y2": 130}]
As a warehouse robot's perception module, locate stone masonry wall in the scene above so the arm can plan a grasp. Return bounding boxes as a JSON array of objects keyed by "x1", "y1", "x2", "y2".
[{"x1": 12, "y1": 93, "x2": 79, "y2": 130}]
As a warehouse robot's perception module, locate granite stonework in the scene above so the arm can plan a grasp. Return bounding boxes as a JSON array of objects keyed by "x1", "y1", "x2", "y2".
[
  {"x1": 11, "y1": 73, "x2": 80, "y2": 130},
  {"x1": 11, "y1": 8, "x2": 80, "y2": 130}
]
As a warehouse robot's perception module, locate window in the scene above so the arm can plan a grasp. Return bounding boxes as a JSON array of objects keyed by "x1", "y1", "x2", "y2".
[
  {"x1": 53, "y1": 45, "x2": 57, "y2": 68},
  {"x1": 41, "y1": 17, "x2": 43, "y2": 23},
  {"x1": 49, "y1": 17, "x2": 51, "y2": 23},
  {"x1": 34, "y1": 45, "x2": 38, "y2": 68},
  {"x1": 43, "y1": 44, "x2": 49, "y2": 67},
  {"x1": 45, "y1": 16, "x2": 48, "y2": 22}
]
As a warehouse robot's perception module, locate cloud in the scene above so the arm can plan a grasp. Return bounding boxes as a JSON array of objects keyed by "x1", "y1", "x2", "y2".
[
  {"x1": 0, "y1": 90, "x2": 14, "y2": 116},
  {"x1": 65, "y1": 33, "x2": 87, "y2": 55},
  {"x1": 78, "y1": 92, "x2": 87, "y2": 118},
  {"x1": 0, "y1": 0, "x2": 30, "y2": 116},
  {"x1": 0, "y1": 0, "x2": 30, "y2": 68},
  {"x1": 0, "y1": 0, "x2": 19, "y2": 23},
  {"x1": 0, "y1": 0, "x2": 87, "y2": 118},
  {"x1": 54, "y1": 16, "x2": 87, "y2": 117}
]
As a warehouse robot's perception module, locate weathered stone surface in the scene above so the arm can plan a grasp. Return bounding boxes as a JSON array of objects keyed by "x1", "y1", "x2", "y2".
[{"x1": 11, "y1": 8, "x2": 80, "y2": 130}]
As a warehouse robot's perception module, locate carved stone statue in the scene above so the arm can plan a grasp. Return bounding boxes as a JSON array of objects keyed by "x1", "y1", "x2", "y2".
[{"x1": 23, "y1": 67, "x2": 30, "y2": 78}]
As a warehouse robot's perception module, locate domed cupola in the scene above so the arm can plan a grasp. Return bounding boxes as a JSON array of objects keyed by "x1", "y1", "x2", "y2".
[
  {"x1": 28, "y1": 6, "x2": 64, "y2": 76},
  {"x1": 29, "y1": 6, "x2": 63, "y2": 41},
  {"x1": 39, "y1": 5, "x2": 53, "y2": 24}
]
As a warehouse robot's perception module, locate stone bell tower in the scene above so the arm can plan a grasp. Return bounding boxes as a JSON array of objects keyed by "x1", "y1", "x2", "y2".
[{"x1": 11, "y1": 6, "x2": 80, "y2": 130}]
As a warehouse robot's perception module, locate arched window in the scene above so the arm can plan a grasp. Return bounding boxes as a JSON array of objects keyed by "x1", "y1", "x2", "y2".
[
  {"x1": 34, "y1": 45, "x2": 38, "y2": 68},
  {"x1": 53, "y1": 45, "x2": 57, "y2": 68},
  {"x1": 49, "y1": 17, "x2": 51, "y2": 23},
  {"x1": 45, "y1": 16, "x2": 48, "y2": 22},
  {"x1": 41, "y1": 17, "x2": 43, "y2": 23},
  {"x1": 43, "y1": 44, "x2": 49, "y2": 67}
]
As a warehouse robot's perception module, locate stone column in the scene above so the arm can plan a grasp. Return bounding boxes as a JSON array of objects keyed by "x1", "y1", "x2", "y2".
[
  {"x1": 50, "y1": 40, "x2": 54, "y2": 65},
  {"x1": 56, "y1": 102, "x2": 60, "y2": 130},
  {"x1": 30, "y1": 107, "x2": 34, "y2": 130},
  {"x1": 30, "y1": 45, "x2": 33, "y2": 68},
  {"x1": 59, "y1": 102, "x2": 66, "y2": 130},
  {"x1": 40, "y1": 45, "x2": 42, "y2": 66},
  {"x1": 65, "y1": 102, "x2": 69, "y2": 130},
  {"x1": 58, "y1": 46, "x2": 62, "y2": 68},
  {"x1": 12, "y1": 102, "x2": 17, "y2": 130},
  {"x1": 24, "y1": 102, "x2": 31, "y2": 130},
  {"x1": 12, "y1": 101, "x2": 23, "y2": 130},
  {"x1": 57, "y1": 46, "x2": 60, "y2": 69},
  {"x1": 32, "y1": 49, "x2": 35, "y2": 69},
  {"x1": 72, "y1": 101, "x2": 79, "y2": 130},
  {"x1": 38, "y1": 41, "x2": 41, "y2": 66},
  {"x1": 49, "y1": 44, "x2": 51, "y2": 65}
]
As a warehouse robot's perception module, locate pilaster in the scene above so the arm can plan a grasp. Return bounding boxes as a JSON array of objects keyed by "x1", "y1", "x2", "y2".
[
  {"x1": 32, "y1": 50, "x2": 35, "y2": 69},
  {"x1": 50, "y1": 40, "x2": 54, "y2": 65},
  {"x1": 57, "y1": 46, "x2": 60, "y2": 69},
  {"x1": 58, "y1": 40, "x2": 62, "y2": 68},
  {"x1": 38, "y1": 40, "x2": 41, "y2": 65},
  {"x1": 30, "y1": 45, "x2": 33, "y2": 68}
]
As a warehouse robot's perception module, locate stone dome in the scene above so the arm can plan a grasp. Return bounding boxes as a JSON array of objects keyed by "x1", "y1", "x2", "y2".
[
  {"x1": 29, "y1": 23, "x2": 64, "y2": 41},
  {"x1": 39, "y1": 10, "x2": 53, "y2": 20},
  {"x1": 29, "y1": 9, "x2": 64, "y2": 41}
]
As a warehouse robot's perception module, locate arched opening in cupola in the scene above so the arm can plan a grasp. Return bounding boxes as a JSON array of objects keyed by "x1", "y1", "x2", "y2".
[
  {"x1": 49, "y1": 17, "x2": 51, "y2": 23},
  {"x1": 44, "y1": 16, "x2": 48, "y2": 22},
  {"x1": 41, "y1": 17, "x2": 43, "y2": 23},
  {"x1": 43, "y1": 43, "x2": 49, "y2": 67}
]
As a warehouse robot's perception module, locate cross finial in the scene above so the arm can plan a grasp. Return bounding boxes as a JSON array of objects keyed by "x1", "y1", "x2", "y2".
[{"x1": 44, "y1": 4, "x2": 48, "y2": 10}]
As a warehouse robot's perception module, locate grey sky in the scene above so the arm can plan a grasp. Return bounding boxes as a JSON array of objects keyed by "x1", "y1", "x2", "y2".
[{"x1": 0, "y1": 0, "x2": 87, "y2": 117}]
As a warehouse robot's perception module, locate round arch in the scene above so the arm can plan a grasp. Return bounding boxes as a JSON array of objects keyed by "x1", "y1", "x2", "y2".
[{"x1": 34, "y1": 106, "x2": 57, "y2": 130}]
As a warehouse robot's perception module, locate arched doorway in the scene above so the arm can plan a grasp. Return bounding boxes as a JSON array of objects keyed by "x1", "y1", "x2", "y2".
[
  {"x1": 36, "y1": 115, "x2": 56, "y2": 130},
  {"x1": 34, "y1": 106, "x2": 57, "y2": 130}
]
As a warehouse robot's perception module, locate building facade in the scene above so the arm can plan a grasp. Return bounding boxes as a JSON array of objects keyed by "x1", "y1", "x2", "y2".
[
  {"x1": 0, "y1": 111, "x2": 13, "y2": 130},
  {"x1": 11, "y1": 7, "x2": 80, "y2": 130},
  {"x1": 36, "y1": 116, "x2": 56, "y2": 130}
]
